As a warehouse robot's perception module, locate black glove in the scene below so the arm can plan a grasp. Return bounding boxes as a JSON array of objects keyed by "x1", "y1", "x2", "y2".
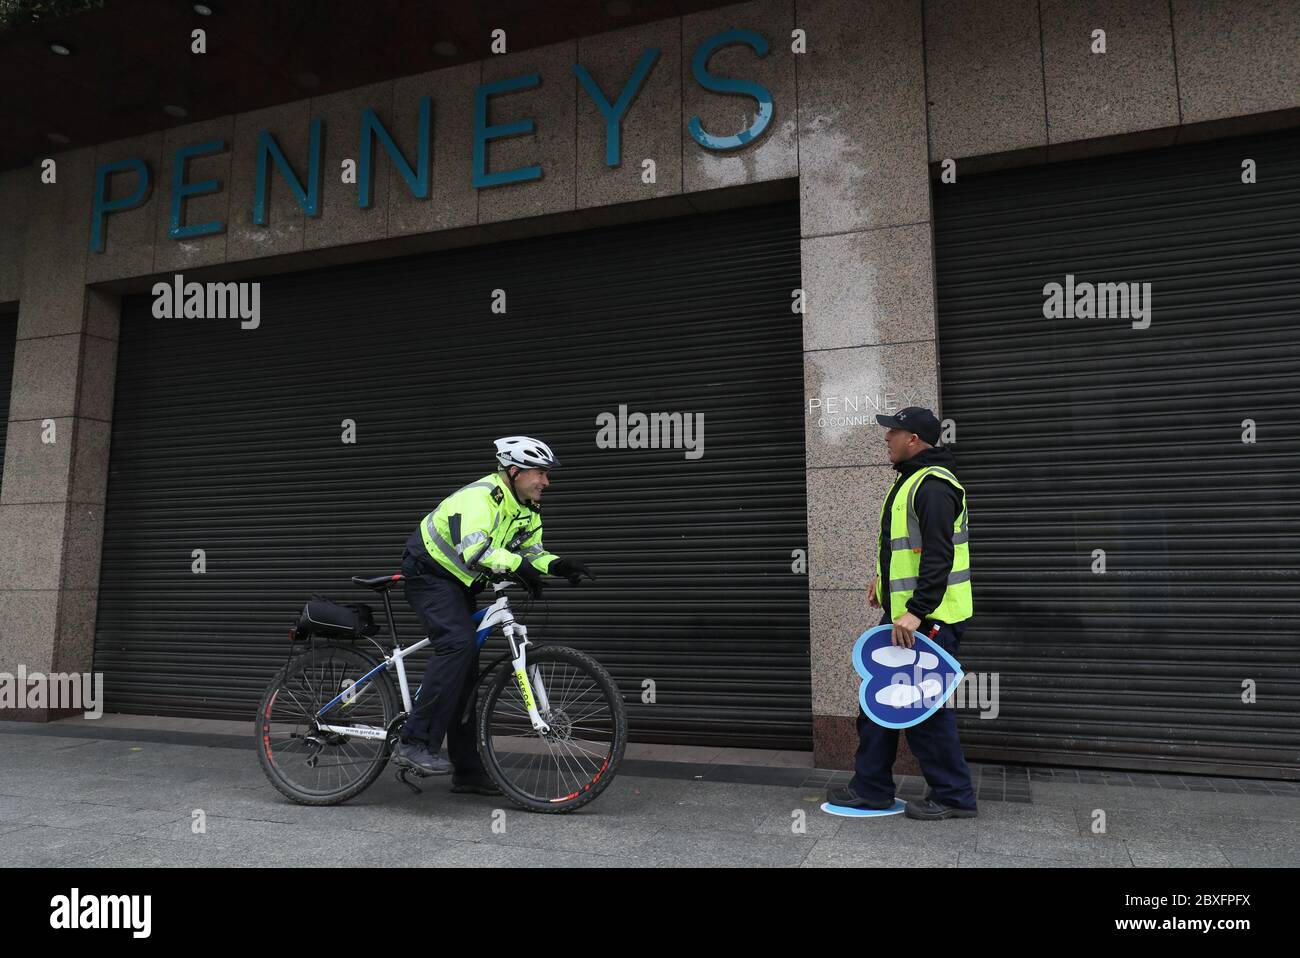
[
  {"x1": 548, "y1": 557, "x2": 594, "y2": 585},
  {"x1": 513, "y1": 559, "x2": 545, "y2": 598}
]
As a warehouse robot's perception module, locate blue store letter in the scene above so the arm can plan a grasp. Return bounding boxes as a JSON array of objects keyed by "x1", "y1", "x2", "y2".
[
  {"x1": 473, "y1": 74, "x2": 542, "y2": 188},
  {"x1": 90, "y1": 158, "x2": 151, "y2": 252},
  {"x1": 688, "y1": 28, "x2": 773, "y2": 151},
  {"x1": 253, "y1": 119, "x2": 323, "y2": 224},
  {"x1": 574, "y1": 47, "x2": 660, "y2": 168},
  {"x1": 359, "y1": 98, "x2": 431, "y2": 208},
  {"x1": 169, "y1": 139, "x2": 226, "y2": 240}
]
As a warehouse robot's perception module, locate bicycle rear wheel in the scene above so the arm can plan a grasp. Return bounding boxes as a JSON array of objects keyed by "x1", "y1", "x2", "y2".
[
  {"x1": 478, "y1": 645, "x2": 626, "y2": 813},
  {"x1": 256, "y1": 643, "x2": 398, "y2": 805}
]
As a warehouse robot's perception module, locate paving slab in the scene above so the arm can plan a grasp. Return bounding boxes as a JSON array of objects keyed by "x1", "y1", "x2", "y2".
[
  {"x1": 1122, "y1": 839, "x2": 1234, "y2": 868},
  {"x1": 975, "y1": 830, "x2": 1132, "y2": 866},
  {"x1": 957, "y1": 852, "x2": 1110, "y2": 868},
  {"x1": 2, "y1": 825, "x2": 138, "y2": 867},
  {"x1": 1218, "y1": 844, "x2": 1300, "y2": 868},
  {"x1": 803, "y1": 838, "x2": 962, "y2": 868}
]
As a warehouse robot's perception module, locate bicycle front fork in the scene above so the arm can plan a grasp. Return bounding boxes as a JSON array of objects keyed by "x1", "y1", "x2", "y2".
[{"x1": 505, "y1": 623, "x2": 551, "y2": 735}]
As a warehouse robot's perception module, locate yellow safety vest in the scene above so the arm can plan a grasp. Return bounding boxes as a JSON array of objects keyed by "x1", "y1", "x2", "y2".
[{"x1": 874, "y1": 465, "x2": 972, "y2": 623}]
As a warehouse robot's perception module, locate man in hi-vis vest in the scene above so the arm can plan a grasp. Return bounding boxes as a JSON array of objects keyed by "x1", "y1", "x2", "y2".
[
  {"x1": 393, "y1": 436, "x2": 594, "y2": 790},
  {"x1": 827, "y1": 407, "x2": 979, "y2": 820}
]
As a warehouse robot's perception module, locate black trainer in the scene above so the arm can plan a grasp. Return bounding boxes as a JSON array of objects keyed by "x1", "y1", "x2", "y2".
[
  {"x1": 904, "y1": 797, "x2": 978, "y2": 820},
  {"x1": 450, "y1": 771, "x2": 502, "y2": 796},
  {"x1": 391, "y1": 739, "x2": 452, "y2": 776},
  {"x1": 826, "y1": 785, "x2": 895, "y2": 810}
]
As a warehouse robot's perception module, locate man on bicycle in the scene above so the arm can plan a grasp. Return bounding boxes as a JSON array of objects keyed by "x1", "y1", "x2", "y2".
[{"x1": 393, "y1": 436, "x2": 594, "y2": 793}]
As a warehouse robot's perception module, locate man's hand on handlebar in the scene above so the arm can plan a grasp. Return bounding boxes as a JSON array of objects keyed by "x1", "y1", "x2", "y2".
[
  {"x1": 549, "y1": 557, "x2": 595, "y2": 585},
  {"x1": 512, "y1": 559, "x2": 546, "y2": 598}
]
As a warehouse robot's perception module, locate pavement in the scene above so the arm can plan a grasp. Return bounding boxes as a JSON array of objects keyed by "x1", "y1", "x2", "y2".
[{"x1": 0, "y1": 714, "x2": 1297, "y2": 868}]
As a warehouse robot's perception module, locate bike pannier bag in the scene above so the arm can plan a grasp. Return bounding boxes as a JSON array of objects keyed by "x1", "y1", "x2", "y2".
[{"x1": 294, "y1": 595, "x2": 380, "y2": 641}]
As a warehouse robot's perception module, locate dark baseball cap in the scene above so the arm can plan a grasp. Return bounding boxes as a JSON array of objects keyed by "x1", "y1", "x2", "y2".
[{"x1": 875, "y1": 406, "x2": 942, "y2": 445}]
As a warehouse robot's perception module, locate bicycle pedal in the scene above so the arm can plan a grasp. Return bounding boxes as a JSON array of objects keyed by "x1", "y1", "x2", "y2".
[
  {"x1": 395, "y1": 766, "x2": 425, "y2": 795},
  {"x1": 390, "y1": 755, "x2": 432, "y2": 776}
]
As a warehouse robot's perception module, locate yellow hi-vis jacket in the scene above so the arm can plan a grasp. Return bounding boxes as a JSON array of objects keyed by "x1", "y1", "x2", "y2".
[
  {"x1": 414, "y1": 472, "x2": 559, "y2": 587},
  {"x1": 874, "y1": 465, "x2": 973, "y2": 624}
]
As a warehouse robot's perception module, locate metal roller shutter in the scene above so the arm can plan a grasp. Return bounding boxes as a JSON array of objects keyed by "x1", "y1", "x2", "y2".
[
  {"x1": 94, "y1": 201, "x2": 811, "y2": 749},
  {"x1": 934, "y1": 128, "x2": 1300, "y2": 778}
]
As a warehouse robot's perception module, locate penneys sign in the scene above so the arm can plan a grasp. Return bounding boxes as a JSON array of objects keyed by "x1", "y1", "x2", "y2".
[{"x1": 89, "y1": 28, "x2": 777, "y2": 252}]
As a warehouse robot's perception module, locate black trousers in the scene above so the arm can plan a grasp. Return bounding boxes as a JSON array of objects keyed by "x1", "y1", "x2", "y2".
[
  {"x1": 398, "y1": 551, "x2": 483, "y2": 773},
  {"x1": 848, "y1": 613, "x2": 977, "y2": 810}
]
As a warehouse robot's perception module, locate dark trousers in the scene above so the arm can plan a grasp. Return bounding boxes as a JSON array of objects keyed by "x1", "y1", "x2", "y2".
[
  {"x1": 398, "y1": 552, "x2": 483, "y2": 773},
  {"x1": 849, "y1": 614, "x2": 977, "y2": 810}
]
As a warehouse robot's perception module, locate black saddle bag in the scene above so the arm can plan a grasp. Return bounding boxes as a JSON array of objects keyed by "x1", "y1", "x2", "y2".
[{"x1": 293, "y1": 595, "x2": 380, "y2": 641}]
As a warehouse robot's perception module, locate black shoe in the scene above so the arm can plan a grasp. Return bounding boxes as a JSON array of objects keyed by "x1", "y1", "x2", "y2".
[
  {"x1": 450, "y1": 771, "x2": 502, "y2": 796},
  {"x1": 904, "y1": 798, "x2": 978, "y2": 820},
  {"x1": 392, "y1": 740, "x2": 452, "y2": 776},
  {"x1": 826, "y1": 785, "x2": 895, "y2": 810}
]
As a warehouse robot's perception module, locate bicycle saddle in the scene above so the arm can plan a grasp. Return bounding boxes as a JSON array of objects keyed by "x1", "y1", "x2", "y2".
[{"x1": 351, "y1": 573, "x2": 404, "y2": 591}]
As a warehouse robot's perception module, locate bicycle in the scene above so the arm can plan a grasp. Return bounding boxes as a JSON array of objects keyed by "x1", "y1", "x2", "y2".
[{"x1": 255, "y1": 571, "x2": 627, "y2": 814}]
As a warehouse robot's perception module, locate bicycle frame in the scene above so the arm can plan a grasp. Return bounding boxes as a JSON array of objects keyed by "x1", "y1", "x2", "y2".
[{"x1": 310, "y1": 581, "x2": 553, "y2": 742}]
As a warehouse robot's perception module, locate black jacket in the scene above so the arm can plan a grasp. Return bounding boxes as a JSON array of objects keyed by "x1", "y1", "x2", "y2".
[{"x1": 878, "y1": 446, "x2": 967, "y2": 623}]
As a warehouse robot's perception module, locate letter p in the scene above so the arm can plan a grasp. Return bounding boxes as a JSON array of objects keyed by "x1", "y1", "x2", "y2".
[{"x1": 91, "y1": 158, "x2": 151, "y2": 252}]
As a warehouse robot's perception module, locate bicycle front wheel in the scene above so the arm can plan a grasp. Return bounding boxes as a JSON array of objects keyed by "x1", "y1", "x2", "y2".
[
  {"x1": 256, "y1": 643, "x2": 398, "y2": 806},
  {"x1": 478, "y1": 645, "x2": 627, "y2": 813}
]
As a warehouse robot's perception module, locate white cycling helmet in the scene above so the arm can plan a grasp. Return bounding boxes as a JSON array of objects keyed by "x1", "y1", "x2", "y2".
[{"x1": 494, "y1": 435, "x2": 561, "y2": 470}]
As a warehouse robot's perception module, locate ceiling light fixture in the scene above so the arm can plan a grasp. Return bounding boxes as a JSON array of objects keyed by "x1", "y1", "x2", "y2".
[
  {"x1": 163, "y1": 104, "x2": 189, "y2": 118},
  {"x1": 47, "y1": 133, "x2": 71, "y2": 144},
  {"x1": 50, "y1": 42, "x2": 72, "y2": 55},
  {"x1": 193, "y1": 3, "x2": 214, "y2": 14}
]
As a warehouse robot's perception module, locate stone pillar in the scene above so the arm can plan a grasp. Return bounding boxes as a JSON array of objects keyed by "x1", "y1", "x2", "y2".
[
  {"x1": 0, "y1": 149, "x2": 120, "y2": 720},
  {"x1": 796, "y1": 0, "x2": 939, "y2": 770}
]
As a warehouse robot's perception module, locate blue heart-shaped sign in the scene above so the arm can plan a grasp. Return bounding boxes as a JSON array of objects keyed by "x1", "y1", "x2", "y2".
[{"x1": 852, "y1": 625, "x2": 964, "y2": 729}]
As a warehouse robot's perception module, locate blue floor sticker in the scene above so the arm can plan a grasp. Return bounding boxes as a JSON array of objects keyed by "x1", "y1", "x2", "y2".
[{"x1": 820, "y1": 798, "x2": 907, "y2": 818}]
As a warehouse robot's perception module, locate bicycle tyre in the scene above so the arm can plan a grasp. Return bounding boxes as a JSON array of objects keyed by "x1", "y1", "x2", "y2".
[
  {"x1": 478, "y1": 645, "x2": 627, "y2": 814},
  {"x1": 256, "y1": 642, "x2": 399, "y2": 806}
]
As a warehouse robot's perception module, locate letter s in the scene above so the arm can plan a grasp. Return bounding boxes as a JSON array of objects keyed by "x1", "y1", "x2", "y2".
[{"x1": 688, "y1": 29, "x2": 773, "y2": 151}]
